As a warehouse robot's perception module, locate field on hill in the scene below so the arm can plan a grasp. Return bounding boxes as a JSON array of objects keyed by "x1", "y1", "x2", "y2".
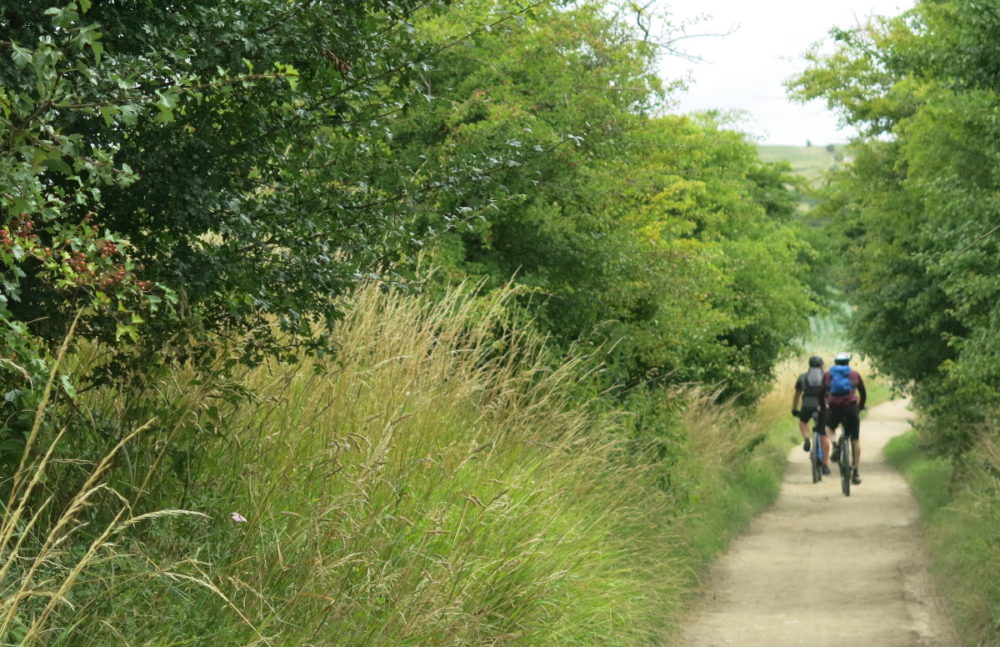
[{"x1": 757, "y1": 144, "x2": 847, "y2": 184}]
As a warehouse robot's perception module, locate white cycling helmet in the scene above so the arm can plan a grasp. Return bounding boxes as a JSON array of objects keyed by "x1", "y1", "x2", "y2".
[{"x1": 834, "y1": 351, "x2": 852, "y2": 364}]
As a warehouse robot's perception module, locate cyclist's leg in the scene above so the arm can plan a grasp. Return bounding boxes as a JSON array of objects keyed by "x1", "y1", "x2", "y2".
[{"x1": 797, "y1": 408, "x2": 814, "y2": 450}]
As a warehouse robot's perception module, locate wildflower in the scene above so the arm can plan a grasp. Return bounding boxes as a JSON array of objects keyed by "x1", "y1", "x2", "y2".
[{"x1": 230, "y1": 512, "x2": 247, "y2": 523}]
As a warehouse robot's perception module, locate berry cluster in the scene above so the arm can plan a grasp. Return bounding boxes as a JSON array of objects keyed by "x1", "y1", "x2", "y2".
[
  {"x1": 1, "y1": 215, "x2": 39, "y2": 249},
  {"x1": 3, "y1": 214, "x2": 152, "y2": 294},
  {"x1": 96, "y1": 265, "x2": 128, "y2": 290}
]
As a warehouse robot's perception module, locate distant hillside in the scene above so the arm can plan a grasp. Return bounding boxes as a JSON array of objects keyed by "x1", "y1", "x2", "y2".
[{"x1": 757, "y1": 144, "x2": 848, "y2": 184}]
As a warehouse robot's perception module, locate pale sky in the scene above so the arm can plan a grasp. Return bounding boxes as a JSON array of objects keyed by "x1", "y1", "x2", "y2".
[{"x1": 661, "y1": 0, "x2": 915, "y2": 146}]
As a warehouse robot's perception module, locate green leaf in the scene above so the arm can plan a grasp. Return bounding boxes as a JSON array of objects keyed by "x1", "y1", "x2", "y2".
[
  {"x1": 59, "y1": 374, "x2": 78, "y2": 398},
  {"x1": 11, "y1": 44, "x2": 32, "y2": 69},
  {"x1": 156, "y1": 104, "x2": 175, "y2": 124},
  {"x1": 157, "y1": 89, "x2": 179, "y2": 109},
  {"x1": 42, "y1": 155, "x2": 73, "y2": 175},
  {"x1": 274, "y1": 62, "x2": 300, "y2": 90},
  {"x1": 115, "y1": 323, "x2": 138, "y2": 343},
  {"x1": 89, "y1": 39, "x2": 103, "y2": 63},
  {"x1": 100, "y1": 105, "x2": 116, "y2": 126}
]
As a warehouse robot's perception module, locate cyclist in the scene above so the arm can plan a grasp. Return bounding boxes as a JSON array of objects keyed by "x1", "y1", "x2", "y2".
[
  {"x1": 821, "y1": 351, "x2": 867, "y2": 485},
  {"x1": 791, "y1": 356, "x2": 830, "y2": 474}
]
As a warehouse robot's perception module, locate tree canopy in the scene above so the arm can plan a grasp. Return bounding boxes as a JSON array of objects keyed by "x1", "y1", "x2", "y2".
[
  {"x1": 3, "y1": 0, "x2": 816, "y2": 450},
  {"x1": 389, "y1": 3, "x2": 814, "y2": 401}
]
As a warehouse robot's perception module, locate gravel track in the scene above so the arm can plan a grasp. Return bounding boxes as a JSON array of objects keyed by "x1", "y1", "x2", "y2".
[{"x1": 672, "y1": 398, "x2": 957, "y2": 647}]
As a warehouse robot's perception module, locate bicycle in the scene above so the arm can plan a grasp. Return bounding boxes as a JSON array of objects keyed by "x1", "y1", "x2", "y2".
[
  {"x1": 836, "y1": 433, "x2": 853, "y2": 497},
  {"x1": 809, "y1": 411, "x2": 825, "y2": 483}
]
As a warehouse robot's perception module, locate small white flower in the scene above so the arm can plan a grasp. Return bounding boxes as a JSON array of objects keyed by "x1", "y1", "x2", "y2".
[{"x1": 230, "y1": 512, "x2": 247, "y2": 523}]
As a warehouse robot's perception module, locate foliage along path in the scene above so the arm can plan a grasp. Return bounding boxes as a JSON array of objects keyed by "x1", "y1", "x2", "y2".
[{"x1": 673, "y1": 399, "x2": 956, "y2": 647}]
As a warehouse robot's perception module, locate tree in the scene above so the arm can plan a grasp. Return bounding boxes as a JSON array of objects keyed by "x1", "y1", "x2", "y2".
[
  {"x1": 789, "y1": 0, "x2": 1000, "y2": 458},
  {"x1": 383, "y1": 1, "x2": 813, "y2": 400}
]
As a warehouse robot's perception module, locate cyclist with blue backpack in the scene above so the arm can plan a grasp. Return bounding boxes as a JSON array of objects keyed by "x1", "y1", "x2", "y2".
[
  {"x1": 821, "y1": 352, "x2": 867, "y2": 485},
  {"x1": 792, "y1": 356, "x2": 830, "y2": 474}
]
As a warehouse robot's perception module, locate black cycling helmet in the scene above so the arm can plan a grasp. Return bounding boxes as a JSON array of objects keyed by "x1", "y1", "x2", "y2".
[
  {"x1": 834, "y1": 351, "x2": 852, "y2": 365},
  {"x1": 808, "y1": 356, "x2": 823, "y2": 368}
]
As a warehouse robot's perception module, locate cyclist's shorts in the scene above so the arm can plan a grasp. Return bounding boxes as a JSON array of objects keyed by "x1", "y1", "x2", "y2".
[
  {"x1": 827, "y1": 406, "x2": 860, "y2": 439},
  {"x1": 796, "y1": 406, "x2": 819, "y2": 424}
]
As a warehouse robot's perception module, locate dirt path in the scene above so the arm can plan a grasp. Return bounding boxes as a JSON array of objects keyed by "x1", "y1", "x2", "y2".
[{"x1": 673, "y1": 399, "x2": 957, "y2": 647}]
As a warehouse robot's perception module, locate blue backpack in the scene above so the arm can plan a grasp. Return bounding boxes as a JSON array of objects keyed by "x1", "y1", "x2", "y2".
[{"x1": 829, "y1": 364, "x2": 853, "y2": 396}]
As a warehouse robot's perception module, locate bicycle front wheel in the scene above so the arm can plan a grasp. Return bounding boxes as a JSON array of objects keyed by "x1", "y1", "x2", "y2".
[{"x1": 840, "y1": 438, "x2": 853, "y2": 497}]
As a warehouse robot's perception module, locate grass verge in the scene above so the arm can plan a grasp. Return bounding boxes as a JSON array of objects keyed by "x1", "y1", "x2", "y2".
[{"x1": 885, "y1": 431, "x2": 1000, "y2": 646}]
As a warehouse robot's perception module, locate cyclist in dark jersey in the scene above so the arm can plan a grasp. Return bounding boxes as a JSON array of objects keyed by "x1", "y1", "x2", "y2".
[
  {"x1": 821, "y1": 351, "x2": 867, "y2": 485},
  {"x1": 792, "y1": 356, "x2": 830, "y2": 473}
]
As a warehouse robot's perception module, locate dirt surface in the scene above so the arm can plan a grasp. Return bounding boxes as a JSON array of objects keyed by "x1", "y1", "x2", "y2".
[{"x1": 673, "y1": 398, "x2": 957, "y2": 647}]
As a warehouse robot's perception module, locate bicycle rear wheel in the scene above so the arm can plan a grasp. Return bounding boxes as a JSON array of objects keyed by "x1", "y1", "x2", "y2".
[{"x1": 840, "y1": 437, "x2": 853, "y2": 497}]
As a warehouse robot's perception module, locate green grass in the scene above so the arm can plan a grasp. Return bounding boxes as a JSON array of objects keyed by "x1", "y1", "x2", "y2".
[
  {"x1": 885, "y1": 431, "x2": 1000, "y2": 645},
  {"x1": 884, "y1": 432, "x2": 953, "y2": 514}
]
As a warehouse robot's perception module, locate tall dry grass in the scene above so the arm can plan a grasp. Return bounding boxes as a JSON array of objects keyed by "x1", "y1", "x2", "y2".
[
  {"x1": 3, "y1": 282, "x2": 792, "y2": 645},
  {"x1": 184, "y1": 284, "x2": 682, "y2": 646},
  {"x1": 3, "y1": 284, "x2": 672, "y2": 645}
]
